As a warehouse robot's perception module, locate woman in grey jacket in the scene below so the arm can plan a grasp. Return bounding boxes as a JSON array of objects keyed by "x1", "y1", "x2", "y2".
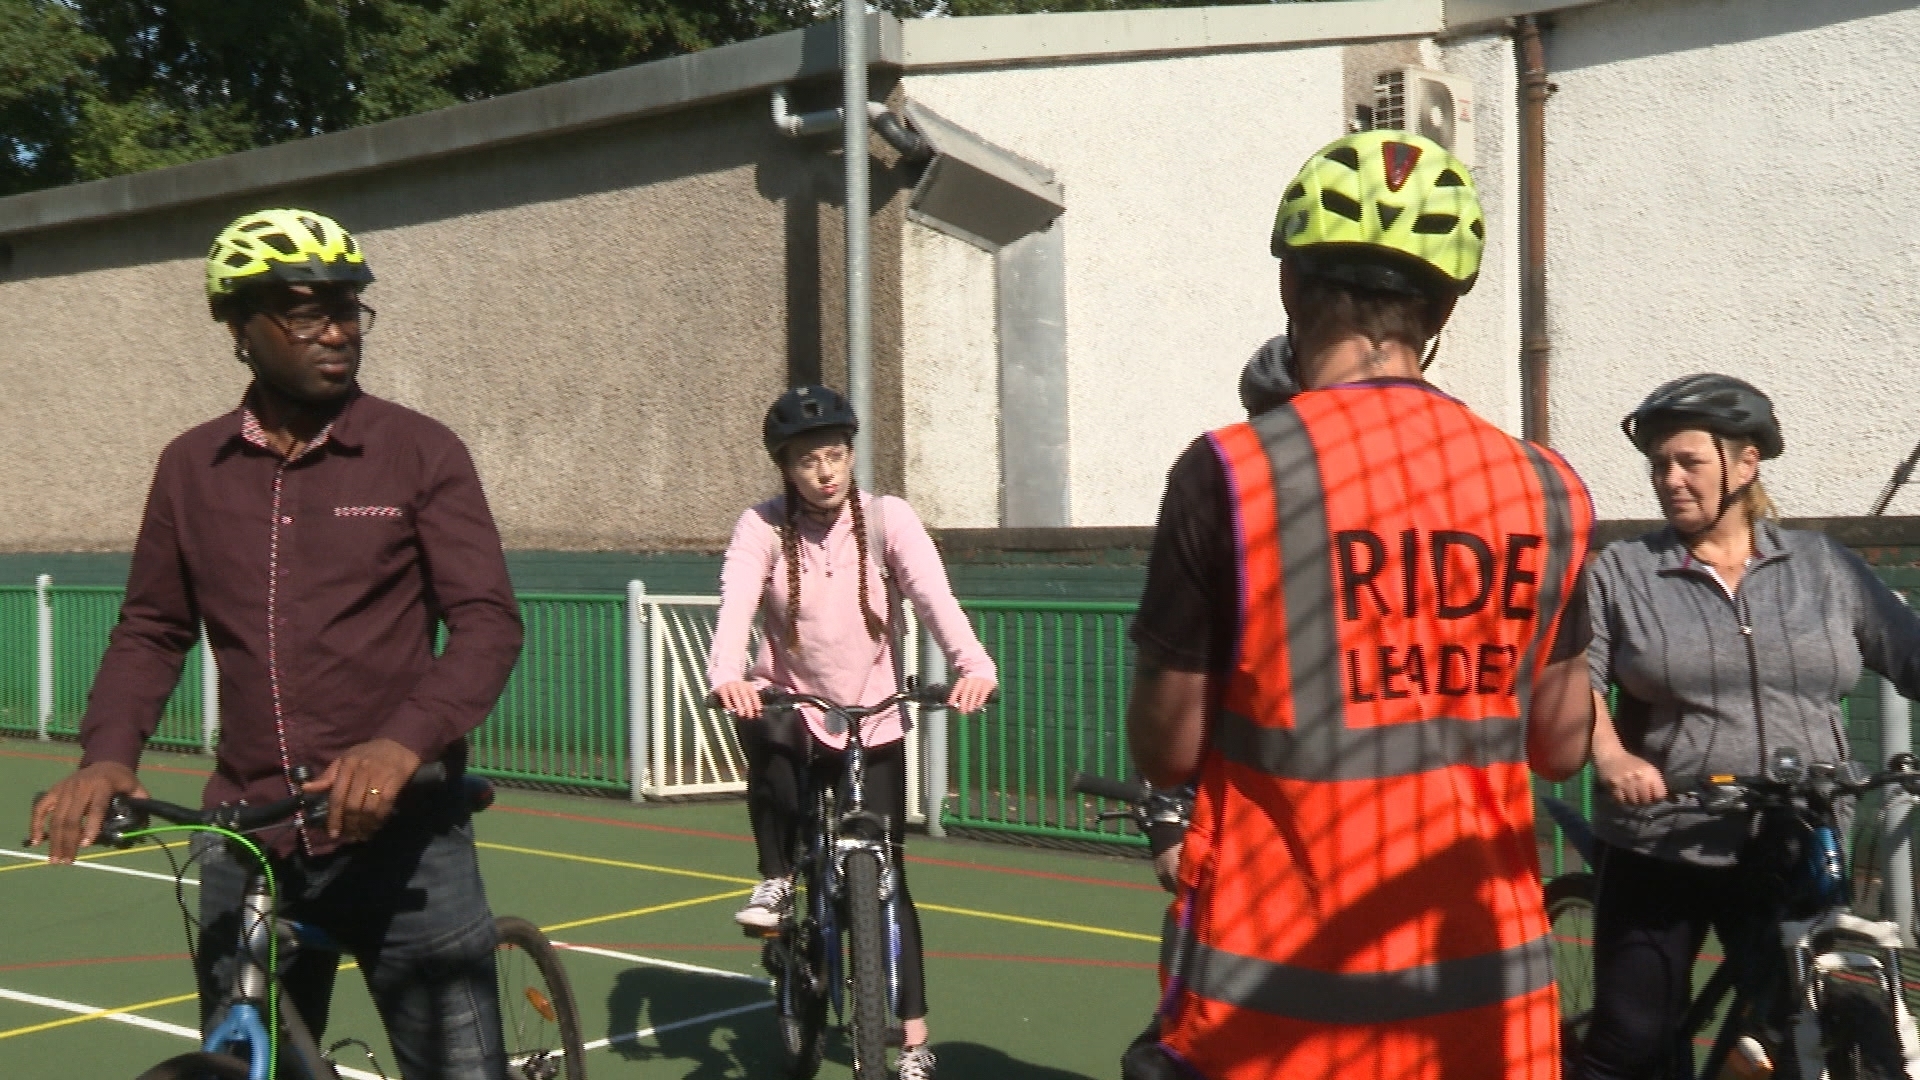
[{"x1": 1576, "y1": 374, "x2": 1920, "y2": 1079}]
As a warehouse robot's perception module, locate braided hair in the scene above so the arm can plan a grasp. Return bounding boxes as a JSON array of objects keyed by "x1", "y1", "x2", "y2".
[{"x1": 777, "y1": 448, "x2": 886, "y2": 650}]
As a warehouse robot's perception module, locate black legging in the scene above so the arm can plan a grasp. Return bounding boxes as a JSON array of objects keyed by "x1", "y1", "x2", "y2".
[
  {"x1": 1574, "y1": 842, "x2": 1778, "y2": 1080},
  {"x1": 736, "y1": 713, "x2": 928, "y2": 1021}
]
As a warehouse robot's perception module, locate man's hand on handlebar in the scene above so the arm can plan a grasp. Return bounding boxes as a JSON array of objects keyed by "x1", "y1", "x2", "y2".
[
  {"x1": 713, "y1": 681, "x2": 765, "y2": 719},
  {"x1": 28, "y1": 761, "x2": 146, "y2": 865},
  {"x1": 948, "y1": 676, "x2": 995, "y2": 714},
  {"x1": 303, "y1": 737, "x2": 422, "y2": 844}
]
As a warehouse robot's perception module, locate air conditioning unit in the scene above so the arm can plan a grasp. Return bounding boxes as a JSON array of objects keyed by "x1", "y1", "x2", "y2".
[{"x1": 1372, "y1": 66, "x2": 1476, "y2": 168}]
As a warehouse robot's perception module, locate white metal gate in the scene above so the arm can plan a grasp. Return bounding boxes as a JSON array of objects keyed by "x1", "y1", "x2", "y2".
[{"x1": 628, "y1": 583, "x2": 922, "y2": 822}]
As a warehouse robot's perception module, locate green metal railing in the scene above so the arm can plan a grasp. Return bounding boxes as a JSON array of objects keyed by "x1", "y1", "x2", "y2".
[
  {"x1": 947, "y1": 598, "x2": 1141, "y2": 844},
  {"x1": 0, "y1": 586, "x2": 34, "y2": 737},
  {"x1": 473, "y1": 592, "x2": 627, "y2": 792}
]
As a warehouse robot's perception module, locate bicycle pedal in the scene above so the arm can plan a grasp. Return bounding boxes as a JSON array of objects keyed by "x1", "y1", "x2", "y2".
[{"x1": 742, "y1": 923, "x2": 782, "y2": 940}]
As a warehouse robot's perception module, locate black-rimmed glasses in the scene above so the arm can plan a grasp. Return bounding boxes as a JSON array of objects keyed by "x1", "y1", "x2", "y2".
[{"x1": 264, "y1": 300, "x2": 376, "y2": 343}]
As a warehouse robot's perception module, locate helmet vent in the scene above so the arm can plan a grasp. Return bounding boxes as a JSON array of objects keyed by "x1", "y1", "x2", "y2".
[
  {"x1": 1377, "y1": 204, "x2": 1403, "y2": 230},
  {"x1": 1470, "y1": 219, "x2": 1485, "y2": 240},
  {"x1": 801, "y1": 401, "x2": 823, "y2": 419},
  {"x1": 1320, "y1": 190, "x2": 1364, "y2": 222},
  {"x1": 1323, "y1": 145, "x2": 1362, "y2": 169},
  {"x1": 261, "y1": 234, "x2": 299, "y2": 256},
  {"x1": 1435, "y1": 169, "x2": 1467, "y2": 188},
  {"x1": 1411, "y1": 213, "x2": 1458, "y2": 235},
  {"x1": 1284, "y1": 183, "x2": 1305, "y2": 203}
]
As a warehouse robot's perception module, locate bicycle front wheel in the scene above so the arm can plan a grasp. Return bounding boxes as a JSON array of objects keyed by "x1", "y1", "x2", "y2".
[
  {"x1": 496, "y1": 915, "x2": 587, "y2": 1080},
  {"x1": 1821, "y1": 977, "x2": 1909, "y2": 1080},
  {"x1": 135, "y1": 1052, "x2": 251, "y2": 1080},
  {"x1": 1546, "y1": 872, "x2": 1597, "y2": 1052},
  {"x1": 842, "y1": 850, "x2": 894, "y2": 1080}
]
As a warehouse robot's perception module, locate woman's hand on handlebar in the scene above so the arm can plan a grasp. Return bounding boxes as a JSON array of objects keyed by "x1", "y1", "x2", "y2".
[
  {"x1": 948, "y1": 676, "x2": 995, "y2": 714},
  {"x1": 1597, "y1": 748, "x2": 1669, "y2": 807},
  {"x1": 714, "y1": 681, "x2": 765, "y2": 719},
  {"x1": 28, "y1": 761, "x2": 146, "y2": 864}
]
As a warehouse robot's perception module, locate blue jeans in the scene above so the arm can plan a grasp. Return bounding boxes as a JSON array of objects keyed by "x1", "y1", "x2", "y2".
[{"x1": 193, "y1": 788, "x2": 506, "y2": 1080}]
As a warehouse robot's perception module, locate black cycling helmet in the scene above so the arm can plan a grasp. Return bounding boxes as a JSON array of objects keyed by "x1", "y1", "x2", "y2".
[
  {"x1": 1239, "y1": 336, "x2": 1299, "y2": 418},
  {"x1": 1621, "y1": 374, "x2": 1784, "y2": 460},
  {"x1": 763, "y1": 384, "x2": 858, "y2": 461}
]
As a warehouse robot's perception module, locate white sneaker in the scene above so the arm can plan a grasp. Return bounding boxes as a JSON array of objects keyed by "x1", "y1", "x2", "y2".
[
  {"x1": 897, "y1": 1045, "x2": 936, "y2": 1080},
  {"x1": 734, "y1": 877, "x2": 794, "y2": 931}
]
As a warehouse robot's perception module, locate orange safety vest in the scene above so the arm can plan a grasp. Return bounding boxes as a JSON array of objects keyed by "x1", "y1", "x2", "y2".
[{"x1": 1157, "y1": 382, "x2": 1592, "y2": 1080}]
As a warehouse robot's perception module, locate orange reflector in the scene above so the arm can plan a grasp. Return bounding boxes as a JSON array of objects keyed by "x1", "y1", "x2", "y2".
[
  {"x1": 1710, "y1": 775, "x2": 1734, "y2": 784},
  {"x1": 525, "y1": 987, "x2": 557, "y2": 1023}
]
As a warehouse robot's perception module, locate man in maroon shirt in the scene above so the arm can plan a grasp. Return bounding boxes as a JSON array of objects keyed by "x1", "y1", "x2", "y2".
[{"x1": 28, "y1": 208, "x2": 523, "y2": 1079}]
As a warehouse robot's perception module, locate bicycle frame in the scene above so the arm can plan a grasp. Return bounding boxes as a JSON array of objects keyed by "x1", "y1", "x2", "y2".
[
  {"x1": 795, "y1": 696, "x2": 906, "y2": 1018},
  {"x1": 1547, "y1": 751, "x2": 1920, "y2": 1080},
  {"x1": 199, "y1": 862, "x2": 342, "y2": 1080}
]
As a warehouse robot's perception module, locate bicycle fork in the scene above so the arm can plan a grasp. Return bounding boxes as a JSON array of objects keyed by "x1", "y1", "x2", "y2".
[{"x1": 1782, "y1": 909, "x2": 1920, "y2": 1080}]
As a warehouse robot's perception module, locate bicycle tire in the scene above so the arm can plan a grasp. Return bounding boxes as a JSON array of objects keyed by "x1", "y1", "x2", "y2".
[
  {"x1": 496, "y1": 915, "x2": 587, "y2": 1080},
  {"x1": 1821, "y1": 977, "x2": 1908, "y2": 1080},
  {"x1": 842, "y1": 850, "x2": 893, "y2": 1080},
  {"x1": 135, "y1": 1052, "x2": 252, "y2": 1080},
  {"x1": 764, "y1": 901, "x2": 828, "y2": 1080},
  {"x1": 1546, "y1": 873, "x2": 1597, "y2": 1052}
]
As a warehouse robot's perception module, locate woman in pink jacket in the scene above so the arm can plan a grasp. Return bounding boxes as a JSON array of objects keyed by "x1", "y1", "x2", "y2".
[{"x1": 708, "y1": 384, "x2": 996, "y2": 1080}]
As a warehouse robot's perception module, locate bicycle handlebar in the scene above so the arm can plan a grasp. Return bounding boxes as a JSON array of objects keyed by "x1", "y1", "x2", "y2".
[
  {"x1": 1658, "y1": 753, "x2": 1920, "y2": 816},
  {"x1": 1071, "y1": 772, "x2": 1149, "y2": 804},
  {"x1": 47, "y1": 761, "x2": 486, "y2": 849}
]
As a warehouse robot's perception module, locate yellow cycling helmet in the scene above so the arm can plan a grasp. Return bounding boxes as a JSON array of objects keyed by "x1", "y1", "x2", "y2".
[
  {"x1": 1271, "y1": 130, "x2": 1484, "y2": 298},
  {"x1": 206, "y1": 208, "x2": 374, "y2": 317}
]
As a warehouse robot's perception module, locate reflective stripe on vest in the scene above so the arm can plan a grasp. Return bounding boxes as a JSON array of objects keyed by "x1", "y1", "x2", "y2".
[
  {"x1": 1216, "y1": 403, "x2": 1579, "y2": 781},
  {"x1": 1184, "y1": 932, "x2": 1556, "y2": 1023}
]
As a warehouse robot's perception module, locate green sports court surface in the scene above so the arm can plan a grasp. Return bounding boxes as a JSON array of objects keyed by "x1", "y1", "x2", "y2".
[{"x1": 0, "y1": 738, "x2": 1165, "y2": 1079}]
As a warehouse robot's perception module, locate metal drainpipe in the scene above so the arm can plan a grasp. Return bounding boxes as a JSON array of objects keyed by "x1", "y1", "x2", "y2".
[
  {"x1": 842, "y1": 4, "x2": 875, "y2": 492},
  {"x1": 1518, "y1": 15, "x2": 1555, "y2": 445}
]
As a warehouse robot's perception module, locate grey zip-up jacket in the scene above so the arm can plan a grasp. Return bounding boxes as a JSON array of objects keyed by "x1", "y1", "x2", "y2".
[{"x1": 1588, "y1": 520, "x2": 1920, "y2": 865}]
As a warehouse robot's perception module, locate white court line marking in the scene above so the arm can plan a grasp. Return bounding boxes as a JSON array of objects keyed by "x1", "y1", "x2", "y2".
[
  {"x1": 585, "y1": 1000, "x2": 775, "y2": 1052},
  {"x1": 553, "y1": 941, "x2": 770, "y2": 984},
  {"x1": 0, "y1": 847, "x2": 199, "y2": 887},
  {"x1": 0, "y1": 987, "x2": 384, "y2": 1079}
]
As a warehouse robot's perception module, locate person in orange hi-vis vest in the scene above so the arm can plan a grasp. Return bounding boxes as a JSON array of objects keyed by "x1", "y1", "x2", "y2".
[{"x1": 1124, "y1": 130, "x2": 1597, "y2": 1080}]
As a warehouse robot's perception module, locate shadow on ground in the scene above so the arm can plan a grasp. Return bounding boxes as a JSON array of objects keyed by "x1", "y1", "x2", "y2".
[{"x1": 603, "y1": 962, "x2": 775, "y2": 1079}]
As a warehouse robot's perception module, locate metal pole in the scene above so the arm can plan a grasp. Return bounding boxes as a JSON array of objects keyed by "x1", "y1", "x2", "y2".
[
  {"x1": 920, "y1": 623, "x2": 949, "y2": 838},
  {"x1": 1880, "y1": 675, "x2": 1915, "y2": 944},
  {"x1": 842, "y1": 1, "x2": 874, "y2": 492},
  {"x1": 35, "y1": 574, "x2": 52, "y2": 741},
  {"x1": 200, "y1": 626, "x2": 219, "y2": 753},
  {"x1": 628, "y1": 580, "x2": 649, "y2": 803}
]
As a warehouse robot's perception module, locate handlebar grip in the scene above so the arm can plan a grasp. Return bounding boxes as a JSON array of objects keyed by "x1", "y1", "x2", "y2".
[{"x1": 1072, "y1": 772, "x2": 1147, "y2": 803}]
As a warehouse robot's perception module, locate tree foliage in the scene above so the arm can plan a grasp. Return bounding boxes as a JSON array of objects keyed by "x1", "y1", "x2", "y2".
[{"x1": 0, "y1": 0, "x2": 1322, "y2": 197}]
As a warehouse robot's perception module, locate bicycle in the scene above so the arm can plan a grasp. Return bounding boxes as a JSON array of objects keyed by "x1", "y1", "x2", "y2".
[
  {"x1": 43, "y1": 764, "x2": 586, "y2": 1080},
  {"x1": 720, "y1": 681, "x2": 954, "y2": 1080},
  {"x1": 1543, "y1": 749, "x2": 1920, "y2": 1080}
]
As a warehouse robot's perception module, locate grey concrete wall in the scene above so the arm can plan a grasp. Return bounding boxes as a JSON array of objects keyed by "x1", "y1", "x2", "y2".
[
  {"x1": 1542, "y1": 0, "x2": 1920, "y2": 519},
  {"x1": 0, "y1": 93, "x2": 903, "y2": 551}
]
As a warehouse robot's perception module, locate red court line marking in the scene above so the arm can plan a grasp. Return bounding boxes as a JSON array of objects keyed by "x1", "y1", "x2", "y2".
[
  {"x1": 0, "y1": 747, "x2": 209, "y2": 779},
  {"x1": 927, "y1": 952, "x2": 1156, "y2": 970},
  {"x1": 583, "y1": 944, "x2": 1152, "y2": 970},
  {"x1": 0, "y1": 953, "x2": 189, "y2": 973},
  {"x1": 493, "y1": 806, "x2": 1159, "y2": 892},
  {"x1": 493, "y1": 805, "x2": 751, "y2": 844}
]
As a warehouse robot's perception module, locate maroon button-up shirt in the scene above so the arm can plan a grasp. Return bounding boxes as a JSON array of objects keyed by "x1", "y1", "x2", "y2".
[{"x1": 80, "y1": 389, "x2": 523, "y2": 855}]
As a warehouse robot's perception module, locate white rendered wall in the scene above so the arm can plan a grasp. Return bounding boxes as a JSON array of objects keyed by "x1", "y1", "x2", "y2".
[
  {"x1": 904, "y1": 48, "x2": 1348, "y2": 526},
  {"x1": 901, "y1": 225, "x2": 1001, "y2": 527},
  {"x1": 1436, "y1": 32, "x2": 1524, "y2": 436},
  {"x1": 1544, "y1": 0, "x2": 1920, "y2": 519}
]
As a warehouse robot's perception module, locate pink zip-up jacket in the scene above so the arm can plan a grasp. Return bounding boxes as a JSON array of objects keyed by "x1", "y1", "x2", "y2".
[{"x1": 707, "y1": 492, "x2": 996, "y2": 749}]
